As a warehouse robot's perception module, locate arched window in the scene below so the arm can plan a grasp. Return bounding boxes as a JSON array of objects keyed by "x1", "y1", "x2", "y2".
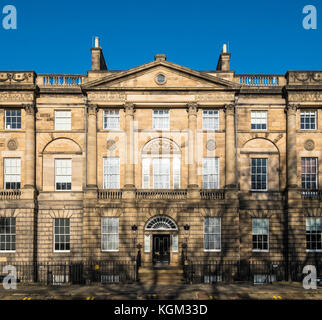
[
  {"x1": 145, "y1": 216, "x2": 178, "y2": 230},
  {"x1": 141, "y1": 138, "x2": 181, "y2": 189}
]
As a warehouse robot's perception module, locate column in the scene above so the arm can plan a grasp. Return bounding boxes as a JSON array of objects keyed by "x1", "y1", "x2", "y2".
[
  {"x1": 225, "y1": 104, "x2": 237, "y2": 188},
  {"x1": 87, "y1": 104, "x2": 97, "y2": 189},
  {"x1": 124, "y1": 102, "x2": 135, "y2": 188},
  {"x1": 187, "y1": 103, "x2": 198, "y2": 189},
  {"x1": 286, "y1": 104, "x2": 298, "y2": 189},
  {"x1": 24, "y1": 104, "x2": 36, "y2": 193}
]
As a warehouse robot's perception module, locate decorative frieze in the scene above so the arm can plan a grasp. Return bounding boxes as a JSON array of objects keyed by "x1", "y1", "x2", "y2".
[{"x1": 0, "y1": 92, "x2": 34, "y2": 102}]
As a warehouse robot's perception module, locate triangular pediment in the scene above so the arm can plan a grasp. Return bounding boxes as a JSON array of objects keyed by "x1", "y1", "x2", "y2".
[{"x1": 83, "y1": 60, "x2": 240, "y2": 90}]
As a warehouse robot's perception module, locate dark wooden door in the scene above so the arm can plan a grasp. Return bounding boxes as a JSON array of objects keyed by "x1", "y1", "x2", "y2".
[{"x1": 153, "y1": 235, "x2": 170, "y2": 265}]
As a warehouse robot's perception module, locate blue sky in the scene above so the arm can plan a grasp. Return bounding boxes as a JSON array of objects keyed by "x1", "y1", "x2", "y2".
[{"x1": 0, "y1": 0, "x2": 320, "y2": 74}]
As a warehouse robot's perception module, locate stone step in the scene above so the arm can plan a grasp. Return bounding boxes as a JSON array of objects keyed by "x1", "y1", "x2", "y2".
[{"x1": 138, "y1": 266, "x2": 185, "y2": 285}]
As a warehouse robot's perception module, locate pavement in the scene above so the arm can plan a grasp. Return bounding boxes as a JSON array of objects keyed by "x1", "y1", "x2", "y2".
[{"x1": 0, "y1": 282, "x2": 321, "y2": 300}]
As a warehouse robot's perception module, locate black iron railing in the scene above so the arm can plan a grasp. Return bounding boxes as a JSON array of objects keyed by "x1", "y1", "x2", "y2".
[
  {"x1": 183, "y1": 260, "x2": 322, "y2": 284},
  {"x1": 0, "y1": 260, "x2": 136, "y2": 285}
]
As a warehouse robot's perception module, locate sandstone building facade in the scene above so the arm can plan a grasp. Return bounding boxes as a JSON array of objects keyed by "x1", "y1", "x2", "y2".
[{"x1": 0, "y1": 39, "x2": 321, "y2": 274}]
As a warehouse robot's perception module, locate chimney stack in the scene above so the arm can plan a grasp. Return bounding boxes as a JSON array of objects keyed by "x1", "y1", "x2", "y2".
[
  {"x1": 91, "y1": 36, "x2": 107, "y2": 71},
  {"x1": 216, "y1": 43, "x2": 231, "y2": 71}
]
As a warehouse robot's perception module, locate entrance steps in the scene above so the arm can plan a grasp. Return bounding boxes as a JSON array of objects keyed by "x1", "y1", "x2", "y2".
[{"x1": 138, "y1": 266, "x2": 185, "y2": 286}]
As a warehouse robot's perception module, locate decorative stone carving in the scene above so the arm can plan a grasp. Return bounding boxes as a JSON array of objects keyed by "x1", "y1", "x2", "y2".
[
  {"x1": 106, "y1": 139, "x2": 116, "y2": 151},
  {"x1": 186, "y1": 103, "x2": 198, "y2": 115},
  {"x1": 24, "y1": 104, "x2": 36, "y2": 115},
  {"x1": 304, "y1": 139, "x2": 315, "y2": 151},
  {"x1": 142, "y1": 138, "x2": 181, "y2": 155},
  {"x1": 0, "y1": 72, "x2": 34, "y2": 84},
  {"x1": 88, "y1": 93, "x2": 126, "y2": 101},
  {"x1": 206, "y1": 139, "x2": 216, "y2": 151},
  {"x1": 285, "y1": 104, "x2": 298, "y2": 115},
  {"x1": 88, "y1": 104, "x2": 97, "y2": 115},
  {"x1": 225, "y1": 104, "x2": 235, "y2": 114},
  {"x1": 289, "y1": 71, "x2": 322, "y2": 85},
  {"x1": 124, "y1": 102, "x2": 135, "y2": 115},
  {"x1": 0, "y1": 92, "x2": 34, "y2": 102},
  {"x1": 7, "y1": 139, "x2": 18, "y2": 151},
  {"x1": 289, "y1": 92, "x2": 322, "y2": 102}
]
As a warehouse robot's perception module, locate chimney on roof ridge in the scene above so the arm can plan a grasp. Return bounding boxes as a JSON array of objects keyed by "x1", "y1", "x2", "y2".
[
  {"x1": 216, "y1": 43, "x2": 231, "y2": 72},
  {"x1": 154, "y1": 54, "x2": 167, "y2": 62},
  {"x1": 91, "y1": 36, "x2": 108, "y2": 71}
]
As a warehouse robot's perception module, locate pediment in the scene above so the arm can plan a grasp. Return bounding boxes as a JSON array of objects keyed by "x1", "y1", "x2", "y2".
[{"x1": 83, "y1": 60, "x2": 240, "y2": 90}]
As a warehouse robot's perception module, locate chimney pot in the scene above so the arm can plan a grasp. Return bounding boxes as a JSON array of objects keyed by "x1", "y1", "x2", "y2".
[
  {"x1": 94, "y1": 37, "x2": 100, "y2": 48},
  {"x1": 223, "y1": 43, "x2": 227, "y2": 53}
]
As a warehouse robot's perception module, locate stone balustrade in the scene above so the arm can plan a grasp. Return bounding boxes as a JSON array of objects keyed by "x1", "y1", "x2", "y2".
[
  {"x1": 237, "y1": 75, "x2": 285, "y2": 86},
  {"x1": 37, "y1": 74, "x2": 86, "y2": 87},
  {"x1": 98, "y1": 190, "x2": 123, "y2": 200},
  {"x1": 200, "y1": 189, "x2": 225, "y2": 200},
  {"x1": 0, "y1": 190, "x2": 21, "y2": 200},
  {"x1": 301, "y1": 190, "x2": 322, "y2": 200},
  {"x1": 136, "y1": 189, "x2": 187, "y2": 200}
]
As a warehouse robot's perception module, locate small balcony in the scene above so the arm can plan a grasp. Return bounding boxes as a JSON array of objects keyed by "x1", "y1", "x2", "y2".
[
  {"x1": 0, "y1": 190, "x2": 21, "y2": 200},
  {"x1": 98, "y1": 190, "x2": 123, "y2": 200},
  {"x1": 136, "y1": 189, "x2": 187, "y2": 200},
  {"x1": 301, "y1": 190, "x2": 322, "y2": 201},
  {"x1": 200, "y1": 189, "x2": 225, "y2": 200}
]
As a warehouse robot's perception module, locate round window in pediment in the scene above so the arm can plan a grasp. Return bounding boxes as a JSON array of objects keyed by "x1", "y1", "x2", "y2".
[{"x1": 156, "y1": 73, "x2": 166, "y2": 85}]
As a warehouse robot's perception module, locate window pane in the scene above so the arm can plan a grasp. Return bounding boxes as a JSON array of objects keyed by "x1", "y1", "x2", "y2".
[
  {"x1": 103, "y1": 158, "x2": 120, "y2": 189},
  {"x1": 204, "y1": 217, "x2": 221, "y2": 251},
  {"x1": 55, "y1": 111, "x2": 71, "y2": 130},
  {"x1": 101, "y1": 218, "x2": 119, "y2": 251}
]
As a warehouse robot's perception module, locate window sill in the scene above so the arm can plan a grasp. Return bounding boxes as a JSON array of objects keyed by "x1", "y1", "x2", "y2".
[
  {"x1": 53, "y1": 250, "x2": 71, "y2": 253},
  {"x1": 204, "y1": 249, "x2": 221, "y2": 252},
  {"x1": 252, "y1": 250, "x2": 269, "y2": 253},
  {"x1": 101, "y1": 250, "x2": 119, "y2": 252},
  {"x1": 250, "y1": 190, "x2": 268, "y2": 192},
  {"x1": 0, "y1": 251, "x2": 16, "y2": 253},
  {"x1": 306, "y1": 250, "x2": 322, "y2": 253}
]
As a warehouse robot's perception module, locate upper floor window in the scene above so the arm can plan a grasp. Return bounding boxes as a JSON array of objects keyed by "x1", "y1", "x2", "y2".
[
  {"x1": 103, "y1": 109, "x2": 120, "y2": 130},
  {"x1": 4, "y1": 158, "x2": 21, "y2": 190},
  {"x1": 251, "y1": 111, "x2": 267, "y2": 130},
  {"x1": 5, "y1": 110, "x2": 21, "y2": 130},
  {"x1": 101, "y1": 217, "x2": 119, "y2": 252},
  {"x1": 103, "y1": 157, "x2": 120, "y2": 189},
  {"x1": 0, "y1": 217, "x2": 16, "y2": 252},
  {"x1": 153, "y1": 158, "x2": 170, "y2": 189},
  {"x1": 251, "y1": 158, "x2": 267, "y2": 191},
  {"x1": 301, "y1": 157, "x2": 318, "y2": 190},
  {"x1": 153, "y1": 110, "x2": 169, "y2": 130},
  {"x1": 301, "y1": 111, "x2": 317, "y2": 130},
  {"x1": 252, "y1": 218, "x2": 269, "y2": 252},
  {"x1": 202, "y1": 158, "x2": 219, "y2": 189},
  {"x1": 55, "y1": 159, "x2": 72, "y2": 191},
  {"x1": 306, "y1": 218, "x2": 322, "y2": 252},
  {"x1": 54, "y1": 218, "x2": 70, "y2": 252},
  {"x1": 55, "y1": 111, "x2": 71, "y2": 131},
  {"x1": 203, "y1": 110, "x2": 219, "y2": 130},
  {"x1": 204, "y1": 217, "x2": 221, "y2": 251}
]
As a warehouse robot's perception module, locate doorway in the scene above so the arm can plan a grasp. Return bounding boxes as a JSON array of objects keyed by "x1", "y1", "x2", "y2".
[{"x1": 152, "y1": 234, "x2": 170, "y2": 265}]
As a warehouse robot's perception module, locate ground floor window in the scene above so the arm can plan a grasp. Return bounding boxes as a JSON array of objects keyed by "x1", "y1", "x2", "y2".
[
  {"x1": 204, "y1": 217, "x2": 221, "y2": 251},
  {"x1": 306, "y1": 218, "x2": 322, "y2": 251},
  {"x1": 54, "y1": 218, "x2": 70, "y2": 252},
  {"x1": 0, "y1": 217, "x2": 16, "y2": 252},
  {"x1": 252, "y1": 218, "x2": 269, "y2": 251},
  {"x1": 101, "y1": 217, "x2": 119, "y2": 251}
]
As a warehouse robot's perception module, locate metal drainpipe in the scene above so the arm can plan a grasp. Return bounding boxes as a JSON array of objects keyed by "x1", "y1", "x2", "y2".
[
  {"x1": 234, "y1": 93, "x2": 240, "y2": 262},
  {"x1": 84, "y1": 96, "x2": 88, "y2": 187}
]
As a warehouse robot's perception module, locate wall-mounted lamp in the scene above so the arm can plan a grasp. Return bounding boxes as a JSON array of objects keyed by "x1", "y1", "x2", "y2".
[
  {"x1": 183, "y1": 224, "x2": 190, "y2": 231},
  {"x1": 131, "y1": 225, "x2": 138, "y2": 232}
]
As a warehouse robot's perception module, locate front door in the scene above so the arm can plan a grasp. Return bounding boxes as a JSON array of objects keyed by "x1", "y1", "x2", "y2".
[{"x1": 153, "y1": 235, "x2": 170, "y2": 265}]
